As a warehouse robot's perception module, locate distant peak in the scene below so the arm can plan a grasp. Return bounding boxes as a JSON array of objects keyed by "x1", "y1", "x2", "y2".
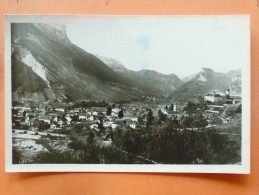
[
  {"x1": 34, "y1": 23, "x2": 70, "y2": 43},
  {"x1": 196, "y1": 68, "x2": 214, "y2": 82},
  {"x1": 200, "y1": 67, "x2": 214, "y2": 73},
  {"x1": 139, "y1": 69, "x2": 157, "y2": 73}
]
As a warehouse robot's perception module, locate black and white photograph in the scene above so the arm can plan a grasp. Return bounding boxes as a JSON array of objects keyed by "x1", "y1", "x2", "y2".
[{"x1": 5, "y1": 15, "x2": 250, "y2": 173}]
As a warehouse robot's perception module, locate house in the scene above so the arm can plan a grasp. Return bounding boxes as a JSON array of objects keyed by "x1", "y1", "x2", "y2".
[
  {"x1": 79, "y1": 113, "x2": 88, "y2": 120},
  {"x1": 50, "y1": 124, "x2": 57, "y2": 129},
  {"x1": 98, "y1": 139, "x2": 112, "y2": 148},
  {"x1": 167, "y1": 111, "x2": 182, "y2": 119},
  {"x1": 94, "y1": 119, "x2": 101, "y2": 124},
  {"x1": 73, "y1": 108, "x2": 80, "y2": 113},
  {"x1": 22, "y1": 116, "x2": 31, "y2": 126},
  {"x1": 66, "y1": 116, "x2": 72, "y2": 125},
  {"x1": 131, "y1": 118, "x2": 138, "y2": 122},
  {"x1": 129, "y1": 123, "x2": 137, "y2": 129},
  {"x1": 18, "y1": 110, "x2": 27, "y2": 117},
  {"x1": 66, "y1": 112, "x2": 75, "y2": 117},
  {"x1": 38, "y1": 115, "x2": 52, "y2": 124},
  {"x1": 88, "y1": 116, "x2": 95, "y2": 121},
  {"x1": 204, "y1": 91, "x2": 223, "y2": 103},
  {"x1": 111, "y1": 123, "x2": 118, "y2": 129},
  {"x1": 90, "y1": 124, "x2": 99, "y2": 130},
  {"x1": 92, "y1": 111, "x2": 98, "y2": 116},
  {"x1": 111, "y1": 120, "x2": 124, "y2": 129},
  {"x1": 225, "y1": 95, "x2": 242, "y2": 104},
  {"x1": 160, "y1": 108, "x2": 168, "y2": 116},
  {"x1": 29, "y1": 126, "x2": 39, "y2": 131},
  {"x1": 224, "y1": 88, "x2": 242, "y2": 104},
  {"x1": 55, "y1": 108, "x2": 65, "y2": 112},
  {"x1": 21, "y1": 105, "x2": 32, "y2": 111},
  {"x1": 112, "y1": 108, "x2": 120, "y2": 115},
  {"x1": 57, "y1": 120, "x2": 63, "y2": 127},
  {"x1": 103, "y1": 121, "x2": 113, "y2": 128},
  {"x1": 53, "y1": 116, "x2": 58, "y2": 123}
]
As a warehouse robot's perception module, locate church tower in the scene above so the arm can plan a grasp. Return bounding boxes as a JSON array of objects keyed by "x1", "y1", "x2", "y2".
[{"x1": 225, "y1": 88, "x2": 230, "y2": 99}]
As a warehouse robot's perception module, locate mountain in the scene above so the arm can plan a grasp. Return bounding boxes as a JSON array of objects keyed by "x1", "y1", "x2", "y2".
[
  {"x1": 181, "y1": 72, "x2": 198, "y2": 82},
  {"x1": 95, "y1": 55, "x2": 128, "y2": 73},
  {"x1": 96, "y1": 56, "x2": 183, "y2": 98},
  {"x1": 11, "y1": 23, "x2": 237, "y2": 103},
  {"x1": 169, "y1": 68, "x2": 241, "y2": 101},
  {"x1": 127, "y1": 69, "x2": 183, "y2": 98},
  {"x1": 11, "y1": 23, "x2": 152, "y2": 102}
]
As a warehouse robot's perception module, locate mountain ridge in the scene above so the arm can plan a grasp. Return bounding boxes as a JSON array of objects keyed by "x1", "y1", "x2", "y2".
[
  {"x1": 11, "y1": 23, "x2": 241, "y2": 103},
  {"x1": 96, "y1": 55, "x2": 184, "y2": 98},
  {"x1": 11, "y1": 23, "x2": 145, "y2": 102},
  {"x1": 169, "y1": 68, "x2": 241, "y2": 100}
]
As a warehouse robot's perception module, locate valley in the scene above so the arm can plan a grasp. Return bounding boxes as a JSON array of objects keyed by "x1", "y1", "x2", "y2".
[{"x1": 10, "y1": 23, "x2": 242, "y2": 165}]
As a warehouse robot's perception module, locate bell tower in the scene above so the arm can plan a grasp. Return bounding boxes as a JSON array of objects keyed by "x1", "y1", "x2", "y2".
[{"x1": 225, "y1": 88, "x2": 230, "y2": 98}]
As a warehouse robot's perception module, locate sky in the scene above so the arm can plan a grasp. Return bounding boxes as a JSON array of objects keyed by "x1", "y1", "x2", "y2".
[{"x1": 65, "y1": 16, "x2": 249, "y2": 78}]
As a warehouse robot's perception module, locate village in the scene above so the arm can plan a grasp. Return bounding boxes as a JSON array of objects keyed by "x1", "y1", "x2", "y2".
[{"x1": 12, "y1": 88, "x2": 242, "y2": 164}]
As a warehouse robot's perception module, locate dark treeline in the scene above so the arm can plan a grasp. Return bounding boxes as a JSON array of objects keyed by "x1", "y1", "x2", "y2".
[
  {"x1": 72, "y1": 100, "x2": 107, "y2": 108},
  {"x1": 31, "y1": 120, "x2": 240, "y2": 165},
  {"x1": 112, "y1": 126, "x2": 240, "y2": 164}
]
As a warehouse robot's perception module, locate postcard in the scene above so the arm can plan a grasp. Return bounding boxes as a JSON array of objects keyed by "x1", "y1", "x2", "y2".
[{"x1": 5, "y1": 15, "x2": 250, "y2": 173}]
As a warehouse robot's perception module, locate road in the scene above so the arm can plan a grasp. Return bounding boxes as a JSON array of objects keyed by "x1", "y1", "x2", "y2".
[{"x1": 13, "y1": 129, "x2": 66, "y2": 138}]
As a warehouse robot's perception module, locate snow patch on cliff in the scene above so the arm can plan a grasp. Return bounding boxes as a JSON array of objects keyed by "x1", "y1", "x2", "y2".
[
  {"x1": 21, "y1": 50, "x2": 50, "y2": 87},
  {"x1": 13, "y1": 46, "x2": 52, "y2": 91},
  {"x1": 197, "y1": 68, "x2": 208, "y2": 82},
  {"x1": 197, "y1": 73, "x2": 207, "y2": 81}
]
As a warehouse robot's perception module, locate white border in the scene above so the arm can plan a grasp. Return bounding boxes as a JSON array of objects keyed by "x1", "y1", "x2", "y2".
[{"x1": 5, "y1": 15, "x2": 250, "y2": 173}]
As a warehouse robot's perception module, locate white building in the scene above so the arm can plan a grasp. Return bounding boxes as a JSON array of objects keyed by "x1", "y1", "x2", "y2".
[{"x1": 204, "y1": 92, "x2": 223, "y2": 103}]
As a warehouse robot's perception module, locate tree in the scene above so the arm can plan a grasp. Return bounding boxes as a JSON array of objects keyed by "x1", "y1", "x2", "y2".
[
  {"x1": 61, "y1": 113, "x2": 66, "y2": 121},
  {"x1": 13, "y1": 148, "x2": 22, "y2": 164},
  {"x1": 146, "y1": 110, "x2": 154, "y2": 127},
  {"x1": 98, "y1": 120, "x2": 105, "y2": 132},
  {"x1": 38, "y1": 121, "x2": 50, "y2": 131},
  {"x1": 184, "y1": 101, "x2": 198, "y2": 113},
  {"x1": 236, "y1": 104, "x2": 242, "y2": 113},
  {"x1": 33, "y1": 119, "x2": 40, "y2": 128},
  {"x1": 118, "y1": 109, "x2": 124, "y2": 119},
  {"x1": 193, "y1": 114, "x2": 208, "y2": 128},
  {"x1": 172, "y1": 116, "x2": 179, "y2": 129},
  {"x1": 87, "y1": 131, "x2": 95, "y2": 143},
  {"x1": 169, "y1": 104, "x2": 174, "y2": 111},
  {"x1": 158, "y1": 109, "x2": 167, "y2": 122},
  {"x1": 106, "y1": 105, "x2": 112, "y2": 116},
  {"x1": 197, "y1": 96, "x2": 204, "y2": 105},
  {"x1": 12, "y1": 108, "x2": 18, "y2": 115},
  {"x1": 72, "y1": 115, "x2": 79, "y2": 122},
  {"x1": 34, "y1": 151, "x2": 80, "y2": 164},
  {"x1": 180, "y1": 116, "x2": 193, "y2": 128},
  {"x1": 23, "y1": 110, "x2": 27, "y2": 119}
]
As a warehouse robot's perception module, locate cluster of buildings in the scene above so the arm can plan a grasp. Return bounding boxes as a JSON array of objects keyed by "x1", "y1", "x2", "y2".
[
  {"x1": 12, "y1": 88, "x2": 242, "y2": 137},
  {"x1": 204, "y1": 88, "x2": 241, "y2": 104},
  {"x1": 12, "y1": 103, "x2": 142, "y2": 134}
]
